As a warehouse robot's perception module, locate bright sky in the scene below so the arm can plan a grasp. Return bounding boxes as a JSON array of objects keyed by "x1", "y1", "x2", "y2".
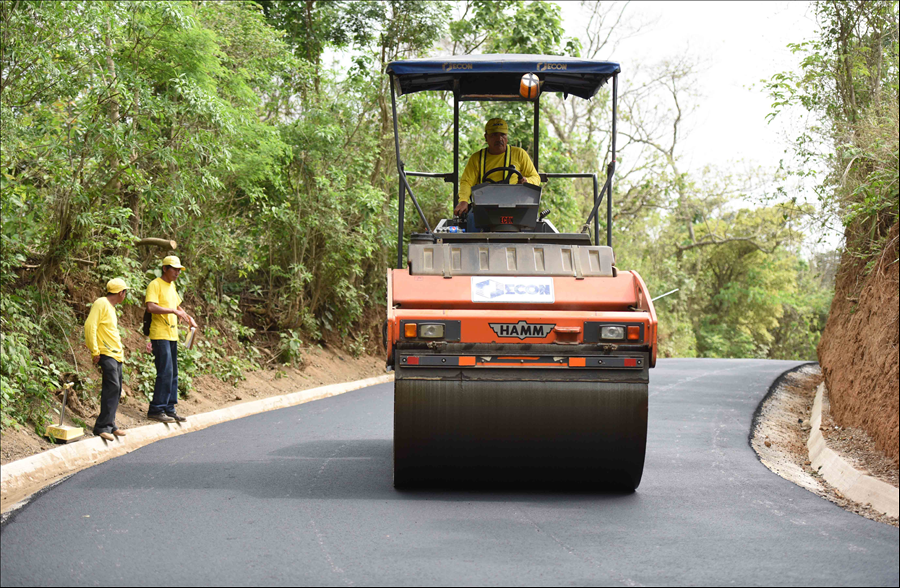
[{"x1": 559, "y1": 1, "x2": 820, "y2": 173}]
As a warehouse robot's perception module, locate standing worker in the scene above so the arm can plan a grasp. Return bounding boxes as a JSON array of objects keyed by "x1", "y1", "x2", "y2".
[
  {"x1": 145, "y1": 256, "x2": 197, "y2": 423},
  {"x1": 84, "y1": 278, "x2": 130, "y2": 441}
]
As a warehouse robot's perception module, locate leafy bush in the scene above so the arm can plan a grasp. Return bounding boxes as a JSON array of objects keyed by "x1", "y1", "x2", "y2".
[
  {"x1": 126, "y1": 352, "x2": 157, "y2": 402},
  {"x1": 277, "y1": 330, "x2": 304, "y2": 365},
  {"x1": 0, "y1": 284, "x2": 78, "y2": 429}
]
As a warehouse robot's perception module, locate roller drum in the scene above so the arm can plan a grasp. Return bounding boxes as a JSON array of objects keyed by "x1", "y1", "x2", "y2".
[{"x1": 394, "y1": 378, "x2": 647, "y2": 489}]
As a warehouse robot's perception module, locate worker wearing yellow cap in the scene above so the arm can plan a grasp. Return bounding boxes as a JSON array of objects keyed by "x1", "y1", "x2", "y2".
[
  {"x1": 144, "y1": 256, "x2": 197, "y2": 423},
  {"x1": 84, "y1": 278, "x2": 130, "y2": 441},
  {"x1": 453, "y1": 118, "x2": 541, "y2": 217}
]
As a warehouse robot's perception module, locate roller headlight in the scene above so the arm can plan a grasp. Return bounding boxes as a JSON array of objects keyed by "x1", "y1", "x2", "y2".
[
  {"x1": 600, "y1": 326, "x2": 625, "y2": 340},
  {"x1": 418, "y1": 324, "x2": 445, "y2": 339}
]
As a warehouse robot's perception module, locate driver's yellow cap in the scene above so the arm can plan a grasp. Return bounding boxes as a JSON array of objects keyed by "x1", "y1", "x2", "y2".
[{"x1": 485, "y1": 118, "x2": 508, "y2": 134}]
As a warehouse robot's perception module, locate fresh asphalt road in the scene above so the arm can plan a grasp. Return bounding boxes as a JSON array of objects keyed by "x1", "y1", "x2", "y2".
[{"x1": 2, "y1": 359, "x2": 898, "y2": 586}]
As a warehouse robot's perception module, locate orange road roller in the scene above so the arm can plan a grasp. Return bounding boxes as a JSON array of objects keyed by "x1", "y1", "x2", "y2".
[{"x1": 385, "y1": 55, "x2": 656, "y2": 489}]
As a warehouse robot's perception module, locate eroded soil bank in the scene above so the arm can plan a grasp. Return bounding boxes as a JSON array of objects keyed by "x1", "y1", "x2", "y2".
[{"x1": 818, "y1": 222, "x2": 899, "y2": 466}]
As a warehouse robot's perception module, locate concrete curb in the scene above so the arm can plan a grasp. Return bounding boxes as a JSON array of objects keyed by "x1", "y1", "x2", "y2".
[
  {"x1": 808, "y1": 383, "x2": 899, "y2": 518},
  {"x1": 1, "y1": 374, "x2": 394, "y2": 512}
]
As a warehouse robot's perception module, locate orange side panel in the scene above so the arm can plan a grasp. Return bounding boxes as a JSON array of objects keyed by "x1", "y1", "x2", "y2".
[
  {"x1": 391, "y1": 270, "x2": 639, "y2": 311},
  {"x1": 386, "y1": 268, "x2": 395, "y2": 360},
  {"x1": 391, "y1": 308, "x2": 653, "y2": 345},
  {"x1": 387, "y1": 268, "x2": 659, "y2": 353},
  {"x1": 631, "y1": 271, "x2": 659, "y2": 366}
]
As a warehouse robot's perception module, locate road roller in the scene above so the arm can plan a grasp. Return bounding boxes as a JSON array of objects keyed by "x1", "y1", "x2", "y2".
[{"x1": 384, "y1": 55, "x2": 657, "y2": 489}]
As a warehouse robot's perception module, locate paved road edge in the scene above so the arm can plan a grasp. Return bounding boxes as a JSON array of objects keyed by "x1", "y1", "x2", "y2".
[
  {"x1": 0, "y1": 374, "x2": 394, "y2": 513},
  {"x1": 808, "y1": 382, "x2": 899, "y2": 518}
]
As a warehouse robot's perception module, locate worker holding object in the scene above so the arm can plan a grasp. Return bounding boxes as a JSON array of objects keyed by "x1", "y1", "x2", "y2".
[
  {"x1": 84, "y1": 278, "x2": 130, "y2": 441},
  {"x1": 145, "y1": 255, "x2": 197, "y2": 423}
]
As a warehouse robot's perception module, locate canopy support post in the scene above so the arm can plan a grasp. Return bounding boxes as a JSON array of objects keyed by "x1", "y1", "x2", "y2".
[
  {"x1": 453, "y1": 81, "x2": 460, "y2": 208},
  {"x1": 533, "y1": 98, "x2": 540, "y2": 172},
  {"x1": 608, "y1": 73, "x2": 618, "y2": 248},
  {"x1": 391, "y1": 76, "x2": 405, "y2": 269},
  {"x1": 593, "y1": 174, "x2": 600, "y2": 246}
]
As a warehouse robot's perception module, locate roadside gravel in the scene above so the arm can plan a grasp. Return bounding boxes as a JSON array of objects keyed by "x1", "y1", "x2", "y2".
[{"x1": 751, "y1": 364, "x2": 898, "y2": 527}]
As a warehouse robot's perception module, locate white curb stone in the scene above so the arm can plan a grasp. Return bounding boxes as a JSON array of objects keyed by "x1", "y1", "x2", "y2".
[
  {"x1": 1, "y1": 374, "x2": 393, "y2": 511},
  {"x1": 808, "y1": 383, "x2": 899, "y2": 518}
]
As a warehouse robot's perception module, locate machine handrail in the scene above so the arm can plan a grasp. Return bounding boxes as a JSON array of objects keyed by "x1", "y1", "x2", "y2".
[
  {"x1": 405, "y1": 171, "x2": 455, "y2": 182},
  {"x1": 540, "y1": 173, "x2": 596, "y2": 178},
  {"x1": 404, "y1": 171, "x2": 610, "y2": 247},
  {"x1": 399, "y1": 165, "x2": 434, "y2": 237},
  {"x1": 540, "y1": 173, "x2": 606, "y2": 247}
]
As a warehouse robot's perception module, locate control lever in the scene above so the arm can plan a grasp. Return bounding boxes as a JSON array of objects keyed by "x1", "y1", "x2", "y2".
[
  {"x1": 455, "y1": 203, "x2": 470, "y2": 224},
  {"x1": 539, "y1": 209, "x2": 551, "y2": 221}
]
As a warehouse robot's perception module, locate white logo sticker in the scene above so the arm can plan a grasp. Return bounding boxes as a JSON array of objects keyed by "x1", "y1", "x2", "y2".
[{"x1": 471, "y1": 277, "x2": 555, "y2": 303}]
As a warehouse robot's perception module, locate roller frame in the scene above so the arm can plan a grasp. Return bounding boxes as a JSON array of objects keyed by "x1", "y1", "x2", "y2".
[{"x1": 385, "y1": 59, "x2": 651, "y2": 490}]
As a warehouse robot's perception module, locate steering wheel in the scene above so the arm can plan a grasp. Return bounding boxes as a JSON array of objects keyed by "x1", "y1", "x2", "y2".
[{"x1": 481, "y1": 166, "x2": 524, "y2": 184}]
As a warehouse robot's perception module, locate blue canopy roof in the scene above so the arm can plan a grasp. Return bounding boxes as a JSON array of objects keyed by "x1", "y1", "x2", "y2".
[{"x1": 387, "y1": 54, "x2": 620, "y2": 100}]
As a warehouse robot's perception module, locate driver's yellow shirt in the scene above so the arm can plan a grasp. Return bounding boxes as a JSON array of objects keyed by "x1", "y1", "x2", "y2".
[{"x1": 458, "y1": 146, "x2": 540, "y2": 203}]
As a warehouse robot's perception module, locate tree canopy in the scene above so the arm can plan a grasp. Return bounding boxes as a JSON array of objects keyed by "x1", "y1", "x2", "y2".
[{"x1": 1, "y1": 0, "x2": 842, "y2": 431}]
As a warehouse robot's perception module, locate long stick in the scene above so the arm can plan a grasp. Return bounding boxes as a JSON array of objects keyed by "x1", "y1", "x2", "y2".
[{"x1": 651, "y1": 289, "x2": 679, "y2": 302}]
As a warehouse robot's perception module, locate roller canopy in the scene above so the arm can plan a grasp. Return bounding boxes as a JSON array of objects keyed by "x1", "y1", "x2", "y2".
[{"x1": 387, "y1": 54, "x2": 620, "y2": 100}]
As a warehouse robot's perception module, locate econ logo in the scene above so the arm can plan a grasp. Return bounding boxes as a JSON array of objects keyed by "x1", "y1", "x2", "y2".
[
  {"x1": 537, "y1": 63, "x2": 567, "y2": 71},
  {"x1": 443, "y1": 62, "x2": 473, "y2": 72},
  {"x1": 471, "y1": 277, "x2": 555, "y2": 303},
  {"x1": 489, "y1": 321, "x2": 556, "y2": 340}
]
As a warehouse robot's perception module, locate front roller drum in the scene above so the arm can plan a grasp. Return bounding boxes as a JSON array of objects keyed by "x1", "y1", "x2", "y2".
[{"x1": 393, "y1": 379, "x2": 648, "y2": 489}]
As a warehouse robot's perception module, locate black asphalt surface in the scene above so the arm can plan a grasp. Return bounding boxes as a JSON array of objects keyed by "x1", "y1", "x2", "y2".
[{"x1": 2, "y1": 359, "x2": 898, "y2": 586}]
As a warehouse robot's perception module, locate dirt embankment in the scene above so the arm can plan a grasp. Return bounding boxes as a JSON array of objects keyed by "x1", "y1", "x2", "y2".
[{"x1": 817, "y1": 222, "x2": 899, "y2": 466}]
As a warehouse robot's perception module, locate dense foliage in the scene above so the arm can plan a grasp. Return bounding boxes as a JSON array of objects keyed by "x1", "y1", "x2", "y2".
[
  {"x1": 767, "y1": 0, "x2": 899, "y2": 264},
  {"x1": 2, "y1": 0, "x2": 837, "y2": 430}
]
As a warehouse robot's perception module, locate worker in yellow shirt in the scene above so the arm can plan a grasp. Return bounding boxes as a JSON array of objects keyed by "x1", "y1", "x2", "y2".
[
  {"x1": 453, "y1": 118, "x2": 541, "y2": 217},
  {"x1": 145, "y1": 256, "x2": 198, "y2": 423},
  {"x1": 84, "y1": 278, "x2": 130, "y2": 441}
]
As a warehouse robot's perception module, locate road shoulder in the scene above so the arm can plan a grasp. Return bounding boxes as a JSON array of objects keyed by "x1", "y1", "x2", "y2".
[
  {"x1": 1, "y1": 373, "x2": 393, "y2": 516},
  {"x1": 751, "y1": 364, "x2": 898, "y2": 526}
]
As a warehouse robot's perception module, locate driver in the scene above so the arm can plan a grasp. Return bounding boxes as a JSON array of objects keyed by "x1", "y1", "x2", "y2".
[{"x1": 453, "y1": 118, "x2": 541, "y2": 216}]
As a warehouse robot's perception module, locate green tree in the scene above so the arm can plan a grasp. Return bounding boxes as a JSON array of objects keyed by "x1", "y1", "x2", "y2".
[{"x1": 767, "y1": 0, "x2": 899, "y2": 262}]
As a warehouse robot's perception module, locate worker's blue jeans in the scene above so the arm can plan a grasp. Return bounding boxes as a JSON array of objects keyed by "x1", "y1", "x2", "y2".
[
  {"x1": 149, "y1": 340, "x2": 179, "y2": 415},
  {"x1": 466, "y1": 211, "x2": 482, "y2": 233}
]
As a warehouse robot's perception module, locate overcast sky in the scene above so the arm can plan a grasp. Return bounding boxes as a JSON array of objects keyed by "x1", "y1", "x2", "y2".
[{"x1": 559, "y1": 1, "x2": 820, "y2": 173}]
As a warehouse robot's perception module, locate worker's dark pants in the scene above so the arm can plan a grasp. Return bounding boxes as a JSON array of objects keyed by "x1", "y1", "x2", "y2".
[
  {"x1": 93, "y1": 355, "x2": 122, "y2": 435},
  {"x1": 149, "y1": 340, "x2": 179, "y2": 416},
  {"x1": 466, "y1": 211, "x2": 482, "y2": 233}
]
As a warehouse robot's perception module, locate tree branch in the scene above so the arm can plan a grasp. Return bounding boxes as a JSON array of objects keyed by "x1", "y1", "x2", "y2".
[{"x1": 135, "y1": 238, "x2": 177, "y2": 250}]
